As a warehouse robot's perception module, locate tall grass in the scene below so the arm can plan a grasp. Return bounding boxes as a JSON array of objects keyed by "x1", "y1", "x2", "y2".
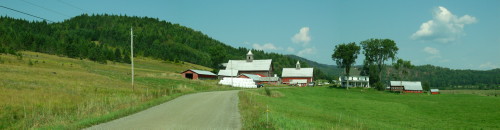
[
  {"x1": 0, "y1": 51, "x2": 233, "y2": 129},
  {"x1": 239, "y1": 87, "x2": 500, "y2": 129}
]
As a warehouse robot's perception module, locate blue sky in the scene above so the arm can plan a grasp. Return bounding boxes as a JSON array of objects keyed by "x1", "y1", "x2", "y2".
[{"x1": 1, "y1": 0, "x2": 499, "y2": 70}]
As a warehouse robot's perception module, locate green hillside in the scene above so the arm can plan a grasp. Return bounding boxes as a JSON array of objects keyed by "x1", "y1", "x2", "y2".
[
  {"x1": 0, "y1": 51, "x2": 232, "y2": 129},
  {"x1": 0, "y1": 14, "x2": 330, "y2": 80}
]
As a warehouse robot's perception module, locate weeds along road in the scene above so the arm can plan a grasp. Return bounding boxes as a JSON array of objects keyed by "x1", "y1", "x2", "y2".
[{"x1": 87, "y1": 90, "x2": 241, "y2": 130}]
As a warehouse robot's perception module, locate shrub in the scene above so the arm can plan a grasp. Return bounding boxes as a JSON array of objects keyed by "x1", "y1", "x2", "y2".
[
  {"x1": 265, "y1": 87, "x2": 271, "y2": 96},
  {"x1": 28, "y1": 59, "x2": 34, "y2": 66},
  {"x1": 374, "y1": 82, "x2": 385, "y2": 91}
]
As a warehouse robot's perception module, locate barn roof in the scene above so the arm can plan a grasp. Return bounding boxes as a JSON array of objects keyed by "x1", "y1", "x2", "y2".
[
  {"x1": 430, "y1": 89, "x2": 439, "y2": 92},
  {"x1": 240, "y1": 73, "x2": 262, "y2": 81},
  {"x1": 282, "y1": 68, "x2": 314, "y2": 77},
  {"x1": 390, "y1": 81, "x2": 423, "y2": 91},
  {"x1": 226, "y1": 59, "x2": 272, "y2": 71},
  {"x1": 217, "y1": 69, "x2": 239, "y2": 76},
  {"x1": 183, "y1": 69, "x2": 216, "y2": 76}
]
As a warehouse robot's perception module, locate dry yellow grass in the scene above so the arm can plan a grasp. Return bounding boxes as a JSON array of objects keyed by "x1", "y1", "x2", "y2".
[{"x1": 0, "y1": 51, "x2": 227, "y2": 129}]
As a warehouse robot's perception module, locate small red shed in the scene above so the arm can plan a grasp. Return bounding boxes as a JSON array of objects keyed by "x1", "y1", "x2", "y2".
[
  {"x1": 430, "y1": 89, "x2": 440, "y2": 94},
  {"x1": 181, "y1": 69, "x2": 217, "y2": 80}
]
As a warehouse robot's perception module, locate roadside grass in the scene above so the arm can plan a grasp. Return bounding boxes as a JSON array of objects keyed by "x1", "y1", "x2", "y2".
[
  {"x1": 239, "y1": 87, "x2": 500, "y2": 129},
  {"x1": 0, "y1": 51, "x2": 234, "y2": 129}
]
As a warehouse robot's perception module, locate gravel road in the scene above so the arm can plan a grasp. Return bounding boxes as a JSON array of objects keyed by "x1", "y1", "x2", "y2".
[{"x1": 87, "y1": 90, "x2": 241, "y2": 130}]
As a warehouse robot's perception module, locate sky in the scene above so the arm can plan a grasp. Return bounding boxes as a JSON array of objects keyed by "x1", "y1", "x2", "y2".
[{"x1": 1, "y1": 0, "x2": 499, "y2": 70}]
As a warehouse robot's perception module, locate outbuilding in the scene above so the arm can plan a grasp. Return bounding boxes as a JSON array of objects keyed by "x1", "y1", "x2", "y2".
[
  {"x1": 281, "y1": 61, "x2": 314, "y2": 87},
  {"x1": 181, "y1": 69, "x2": 217, "y2": 80},
  {"x1": 430, "y1": 89, "x2": 440, "y2": 94},
  {"x1": 390, "y1": 81, "x2": 423, "y2": 93}
]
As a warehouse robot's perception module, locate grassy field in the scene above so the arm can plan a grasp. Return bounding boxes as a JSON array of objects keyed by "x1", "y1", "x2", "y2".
[
  {"x1": 0, "y1": 51, "x2": 233, "y2": 129},
  {"x1": 239, "y1": 87, "x2": 500, "y2": 129},
  {"x1": 441, "y1": 90, "x2": 499, "y2": 97}
]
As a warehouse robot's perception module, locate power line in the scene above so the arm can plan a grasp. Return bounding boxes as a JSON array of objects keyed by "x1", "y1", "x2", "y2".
[
  {"x1": 57, "y1": 0, "x2": 89, "y2": 13},
  {"x1": 21, "y1": 0, "x2": 70, "y2": 18},
  {"x1": 0, "y1": 5, "x2": 54, "y2": 22}
]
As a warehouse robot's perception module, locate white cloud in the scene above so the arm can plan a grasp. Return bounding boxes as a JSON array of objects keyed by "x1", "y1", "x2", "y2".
[
  {"x1": 286, "y1": 47, "x2": 295, "y2": 53},
  {"x1": 291, "y1": 27, "x2": 311, "y2": 45},
  {"x1": 252, "y1": 43, "x2": 279, "y2": 50},
  {"x1": 423, "y1": 47, "x2": 449, "y2": 62},
  {"x1": 297, "y1": 47, "x2": 315, "y2": 56},
  {"x1": 479, "y1": 62, "x2": 499, "y2": 69},
  {"x1": 423, "y1": 47, "x2": 439, "y2": 55},
  {"x1": 411, "y1": 6, "x2": 477, "y2": 43}
]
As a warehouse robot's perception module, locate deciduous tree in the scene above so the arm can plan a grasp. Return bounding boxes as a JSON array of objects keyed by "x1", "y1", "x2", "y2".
[
  {"x1": 360, "y1": 38, "x2": 398, "y2": 90},
  {"x1": 332, "y1": 42, "x2": 360, "y2": 89}
]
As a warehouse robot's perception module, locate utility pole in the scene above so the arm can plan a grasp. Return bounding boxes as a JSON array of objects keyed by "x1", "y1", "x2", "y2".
[{"x1": 131, "y1": 27, "x2": 134, "y2": 91}]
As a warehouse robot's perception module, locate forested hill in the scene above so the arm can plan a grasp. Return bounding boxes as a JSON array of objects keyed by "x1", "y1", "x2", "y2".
[
  {"x1": 402, "y1": 65, "x2": 500, "y2": 90},
  {"x1": 286, "y1": 55, "x2": 342, "y2": 79},
  {"x1": 0, "y1": 14, "x2": 331, "y2": 80}
]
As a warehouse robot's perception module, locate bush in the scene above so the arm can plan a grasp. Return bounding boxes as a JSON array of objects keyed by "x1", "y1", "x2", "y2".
[
  {"x1": 28, "y1": 59, "x2": 34, "y2": 66},
  {"x1": 374, "y1": 82, "x2": 385, "y2": 91},
  {"x1": 265, "y1": 87, "x2": 271, "y2": 96}
]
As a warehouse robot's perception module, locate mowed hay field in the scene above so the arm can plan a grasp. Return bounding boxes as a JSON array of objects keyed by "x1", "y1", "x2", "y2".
[
  {"x1": 0, "y1": 51, "x2": 231, "y2": 129},
  {"x1": 239, "y1": 87, "x2": 500, "y2": 129}
]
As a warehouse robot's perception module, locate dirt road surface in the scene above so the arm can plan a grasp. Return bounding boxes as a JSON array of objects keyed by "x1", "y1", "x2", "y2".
[{"x1": 87, "y1": 90, "x2": 241, "y2": 130}]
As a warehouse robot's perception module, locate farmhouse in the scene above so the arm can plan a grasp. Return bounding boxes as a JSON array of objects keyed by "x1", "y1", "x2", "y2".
[
  {"x1": 180, "y1": 69, "x2": 217, "y2": 80},
  {"x1": 430, "y1": 89, "x2": 440, "y2": 94},
  {"x1": 390, "y1": 81, "x2": 423, "y2": 93},
  {"x1": 338, "y1": 68, "x2": 370, "y2": 88},
  {"x1": 282, "y1": 61, "x2": 314, "y2": 87},
  {"x1": 218, "y1": 50, "x2": 274, "y2": 77}
]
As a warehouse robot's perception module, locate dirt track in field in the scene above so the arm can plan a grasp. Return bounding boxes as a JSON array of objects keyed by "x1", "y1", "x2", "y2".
[{"x1": 87, "y1": 90, "x2": 241, "y2": 130}]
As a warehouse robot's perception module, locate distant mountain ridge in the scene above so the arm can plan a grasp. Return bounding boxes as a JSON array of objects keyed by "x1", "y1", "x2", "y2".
[{"x1": 286, "y1": 55, "x2": 343, "y2": 78}]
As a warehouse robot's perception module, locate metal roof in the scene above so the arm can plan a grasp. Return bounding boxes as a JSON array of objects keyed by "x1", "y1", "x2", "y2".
[
  {"x1": 390, "y1": 81, "x2": 423, "y2": 91},
  {"x1": 240, "y1": 73, "x2": 262, "y2": 81},
  {"x1": 186, "y1": 69, "x2": 216, "y2": 76},
  {"x1": 225, "y1": 59, "x2": 272, "y2": 71},
  {"x1": 282, "y1": 68, "x2": 314, "y2": 77},
  {"x1": 217, "y1": 69, "x2": 239, "y2": 76},
  {"x1": 430, "y1": 89, "x2": 439, "y2": 92},
  {"x1": 259, "y1": 77, "x2": 279, "y2": 82}
]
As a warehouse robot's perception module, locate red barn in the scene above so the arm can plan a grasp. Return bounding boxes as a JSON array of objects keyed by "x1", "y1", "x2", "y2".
[
  {"x1": 181, "y1": 69, "x2": 216, "y2": 80},
  {"x1": 281, "y1": 61, "x2": 314, "y2": 87}
]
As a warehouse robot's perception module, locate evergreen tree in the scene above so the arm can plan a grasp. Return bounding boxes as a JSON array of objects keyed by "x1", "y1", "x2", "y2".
[
  {"x1": 114, "y1": 48, "x2": 122, "y2": 62},
  {"x1": 123, "y1": 50, "x2": 131, "y2": 64}
]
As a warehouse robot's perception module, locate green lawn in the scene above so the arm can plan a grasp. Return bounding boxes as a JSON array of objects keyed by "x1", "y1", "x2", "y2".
[{"x1": 239, "y1": 87, "x2": 500, "y2": 129}]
